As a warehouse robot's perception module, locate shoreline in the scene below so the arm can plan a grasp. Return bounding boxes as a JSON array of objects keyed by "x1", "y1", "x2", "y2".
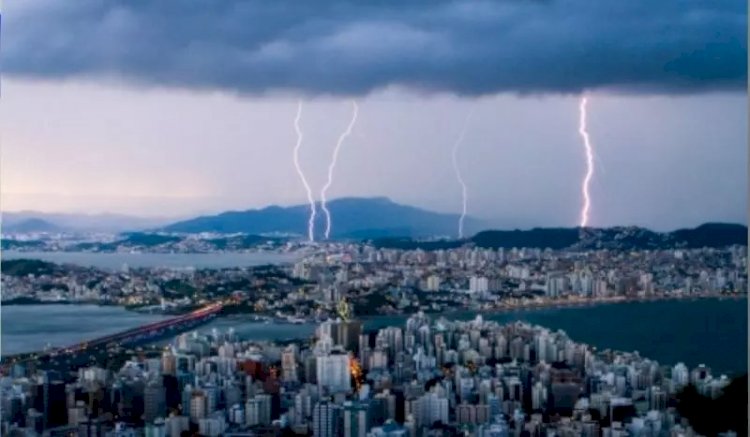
[
  {"x1": 3, "y1": 291, "x2": 744, "y2": 316},
  {"x1": 361, "y1": 292, "x2": 748, "y2": 323},
  {"x1": 1, "y1": 298, "x2": 112, "y2": 307},
  {"x1": 3, "y1": 297, "x2": 746, "y2": 376},
  {"x1": 465, "y1": 292, "x2": 747, "y2": 314}
]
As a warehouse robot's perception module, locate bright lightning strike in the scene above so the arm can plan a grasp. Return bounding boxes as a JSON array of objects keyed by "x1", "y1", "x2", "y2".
[
  {"x1": 320, "y1": 100, "x2": 359, "y2": 239},
  {"x1": 578, "y1": 96, "x2": 595, "y2": 228},
  {"x1": 293, "y1": 101, "x2": 316, "y2": 242},
  {"x1": 451, "y1": 111, "x2": 472, "y2": 239}
]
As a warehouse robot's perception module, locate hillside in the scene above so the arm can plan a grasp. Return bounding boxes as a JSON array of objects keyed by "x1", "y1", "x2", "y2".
[
  {"x1": 3, "y1": 218, "x2": 61, "y2": 233},
  {"x1": 671, "y1": 223, "x2": 748, "y2": 248},
  {"x1": 2, "y1": 212, "x2": 172, "y2": 233},
  {"x1": 472, "y1": 228, "x2": 580, "y2": 249},
  {"x1": 163, "y1": 197, "x2": 484, "y2": 238},
  {"x1": 471, "y1": 224, "x2": 747, "y2": 250},
  {"x1": 1, "y1": 259, "x2": 61, "y2": 277},
  {"x1": 372, "y1": 223, "x2": 747, "y2": 250}
]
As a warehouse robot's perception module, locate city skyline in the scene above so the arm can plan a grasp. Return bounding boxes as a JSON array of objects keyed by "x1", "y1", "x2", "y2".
[{"x1": 1, "y1": 2, "x2": 747, "y2": 435}]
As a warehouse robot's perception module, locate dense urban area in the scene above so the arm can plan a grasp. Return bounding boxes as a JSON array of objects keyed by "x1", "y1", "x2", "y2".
[
  {"x1": 1, "y1": 311, "x2": 745, "y2": 437},
  {"x1": 2, "y1": 243, "x2": 747, "y2": 318},
  {"x1": 1, "y1": 234, "x2": 747, "y2": 436}
]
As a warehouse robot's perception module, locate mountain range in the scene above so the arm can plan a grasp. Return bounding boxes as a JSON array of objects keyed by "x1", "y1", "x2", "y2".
[
  {"x1": 470, "y1": 223, "x2": 748, "y2": 250},
  {"x1": 162, "y1": 197, "x2": 485, "y2": 238},
  {"x1": 2, "y1": 198, "x2": 746, "y2": 250},
  {"x1": 368, "y1": 223, "x2": 747, "y2": 250},
  {"x1": 2, "y1": 211, "x2": 174, "y2": 233}
]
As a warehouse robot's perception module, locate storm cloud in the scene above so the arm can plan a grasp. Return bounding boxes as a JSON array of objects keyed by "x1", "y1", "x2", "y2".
[{"x1": 4, "y1": 0, "x2": 746, "y2": 96}]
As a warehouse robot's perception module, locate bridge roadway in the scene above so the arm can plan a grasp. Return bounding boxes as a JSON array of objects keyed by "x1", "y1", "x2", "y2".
[{"x1": 1, "y1": 302, "x2": 224, "y2": 373}]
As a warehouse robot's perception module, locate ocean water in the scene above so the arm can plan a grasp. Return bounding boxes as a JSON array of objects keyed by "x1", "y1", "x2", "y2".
[
  {"x1": 1, "y1": 250, "x2": 299, "y2": 270},
  {"x1": 3, "y1": 299, "x2": 746, "y2": 376},
  {"x1": 1, "y1": 304, "x2": 170, "y2": 355}
]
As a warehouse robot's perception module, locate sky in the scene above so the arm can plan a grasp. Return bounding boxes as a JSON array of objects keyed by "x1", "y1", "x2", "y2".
[{"x1": 1, "y1": 0, "x2": 747, "y2": 230}]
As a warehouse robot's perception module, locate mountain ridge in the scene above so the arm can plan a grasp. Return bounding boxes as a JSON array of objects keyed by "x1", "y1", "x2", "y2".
[
  {"x1": 3, "y1": 199, "x2": 745, "y2": 250},
  {"x1": 2, "y1": 211, "x2": 173, "y2": 232},
  {"x1": 162, "y1": 197, "x2": 486, "y2": 238},
  {"x1": 467, "y1": 223, "x2": 745, "y2": 250},
  {"x1": 371, "y1": 223, "x2": 746, "y2": 250}
]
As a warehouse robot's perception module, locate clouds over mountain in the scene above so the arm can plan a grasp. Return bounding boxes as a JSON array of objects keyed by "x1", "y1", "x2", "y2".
[{"x1": 4, "y1": 0, "x2": 746, "y2": 96}]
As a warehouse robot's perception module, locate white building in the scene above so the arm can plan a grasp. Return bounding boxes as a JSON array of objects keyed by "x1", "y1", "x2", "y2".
[
  {"x1": 316, "y1": 350, "x2": 351, "y2": 394},
  {"x1": 415, "y1": 390, "x2": 449, "y2": 428},
  {"x1": 469, "y1": 276, "x2": 489, "y2": 293},
  {"x1": 425, "y1": 275, "x2": 441, "y2": 292}
]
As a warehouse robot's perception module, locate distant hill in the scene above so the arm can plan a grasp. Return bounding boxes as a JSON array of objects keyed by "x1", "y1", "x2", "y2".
[
  {"x1": 471, "y1": 223, "x2": 747, "y2": 250},
  {"x1": 2, "y1": 212, "x2": 173, "y2": 233},
  {"x1": 1, "y1": 259, "x2": 61, "y2": 277},
  {"x1": 472, "y1": 228, "x2": 580, "y2": 249},
  {"x1": 3, "y1": 218, "x2": 62, "y2": 233},
  {"x1": 371, "y1": 238, "x2": 465, "y2": 250},
  {"x1": 118, "y1": 232, "x2": 182, "y2": 247},
  {"x1": 371, "y1": 223, "x2": 747, "y2": 250},
  {"x1": 671, "y1": 223, "x2": 748, "y2": 248},
  {"x1": 163, "y1": 197, "x2": 484, "y2": 238}
]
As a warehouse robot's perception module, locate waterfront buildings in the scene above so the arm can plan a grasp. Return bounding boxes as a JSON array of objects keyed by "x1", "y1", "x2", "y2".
[{"x1": 1, "y1": 311, "x2": 739, "y2": 436}]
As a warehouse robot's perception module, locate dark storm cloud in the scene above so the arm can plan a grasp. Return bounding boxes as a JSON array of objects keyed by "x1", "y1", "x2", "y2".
[{"x1": 4, "y1": 0, "x2": 747, "y2": 95}]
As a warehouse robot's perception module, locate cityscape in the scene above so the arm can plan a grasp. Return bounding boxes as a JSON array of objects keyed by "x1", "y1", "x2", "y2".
[
  {"x1": 1, "y1": 242, "x2": 747, "y2": 319},
  {"x1": 1, "y1": 1, "x2": 748, "y2": 436},
  {"x1": 0, "y1": 305, "x2": 745, "y2": 436},
  {"x1": 1, "y1": 237, "x2": 747, "y2": 436}
]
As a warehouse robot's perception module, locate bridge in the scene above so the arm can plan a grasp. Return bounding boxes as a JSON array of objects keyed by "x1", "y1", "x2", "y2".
[{"x1": 1, "y1": 302, "x2": 224, "y2": 374}]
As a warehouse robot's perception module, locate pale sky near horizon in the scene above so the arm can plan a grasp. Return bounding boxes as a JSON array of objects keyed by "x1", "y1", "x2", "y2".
[{"x1": 1, "y1": 1, "x2": 746, "y2": 230}]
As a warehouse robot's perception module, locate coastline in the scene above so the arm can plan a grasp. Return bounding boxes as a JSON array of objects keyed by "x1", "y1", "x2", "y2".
[
  {"x1": 3, "y1": 297, "x2": 746, "y2": 375},
  {"x1": 1, "y1": 297, "x2": 109, "y2": 306},
  {"x1": 3, "y1": 291, "x2": 744, "y2": 318},
  {"x1": 462, "y1": 291, "x2": 747, "y2": 314}
]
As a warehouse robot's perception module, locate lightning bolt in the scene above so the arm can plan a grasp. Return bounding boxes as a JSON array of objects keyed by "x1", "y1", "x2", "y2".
[
  {"x1": 451, "y1": 111, "x2": 473, "y2": 239},
  {"x1": 293, "y1": 101, "x2": 316, "y2": 241},
  {"x1": 578, "y1": 96, "x2": 595, "y2": 228},
  {"x1": 320, "y1": 100, "x2": 359, "y2": 240}
]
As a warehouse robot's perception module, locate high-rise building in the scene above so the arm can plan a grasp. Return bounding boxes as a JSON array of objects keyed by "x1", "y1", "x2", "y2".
[
  {"x1": 189, "y1": 391, "x2": 207, "y2": 423},
  {"x1": 294, "y1": 387, "x2": 314, "y2": 425},
  {"x1": 337, "y1": 321, "x2": 363, "y2": 353},
  {"x1": 316, "y1": 349, "x2": 351, "y2": 394},
  {"x1": 282, "y1": 345, "x2": 299, "y2": 383},
  {"x1": 415, "y1": 390, "x2": 449, "y2": 428},
  {"x1": 198, "y1": 415, "x2": 227, "y2": 437},
  {"x1": 376, "y1": 327, "x2": 403, "y2": 364},
  {"x1": 649, "y1": 386, "x2": 667, "y2": 411},
  {"x1": 313, "y1": 400, "x2": 340, "y2": 437},
  {"x1": 424, "y1": 275, "x2": 441, "y2": 292},
  {"x1": 343, "y1": 401, "x2": 370, "y2": 437},
  {"x1": 531, "y1": 382, "x2": 547, "y2": 411},
  {"x1": 456, "y1": 403, "x2": 477, "y2": 424},
  {"x1": 229, "y1": 403, "x2": 245, "y2": 425},
  {"x1": 33, "y1": 377, "x2": 67, "y2": 429},
  {"x1": 144, "y1": 381, "x2": 167, "y2": 423},
  {"x1": 469, "y1": 276, "x2": 489, "y2": 294},
  {"x1": 246, "y1": 393, "x2": 272, "y2": 427},
  {"x1": 671, "y1": 363, "x2": 689, "y2": 390}
]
